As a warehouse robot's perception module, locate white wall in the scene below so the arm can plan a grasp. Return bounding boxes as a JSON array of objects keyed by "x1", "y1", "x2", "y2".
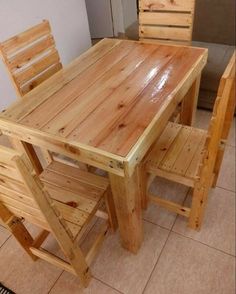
[
  {"x1": 86, "y1": 0, "x2": 114, "y2": 38},
  {"x1": 122, "y1": 0, "x2": 137, "y2": 30},
  {"x1": 111, "y1": 0, "x2": 137, "y2": 35},
  {"x1": 0, "y1": 0, "x2": 91, "y2": 111},
  {"x1": 111, "y1": 0, "x2": 125, "y2": 35}
]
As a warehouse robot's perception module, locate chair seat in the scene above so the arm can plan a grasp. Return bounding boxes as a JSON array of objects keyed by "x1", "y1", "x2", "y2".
[
  {"x1": 146, "y1": 122, "x2": 207, "y2": 186},
  {"x1": 40, "y1": 161, "x2": 109, "y2": 239}
]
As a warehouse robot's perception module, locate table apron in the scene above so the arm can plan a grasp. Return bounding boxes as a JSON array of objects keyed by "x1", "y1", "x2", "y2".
[{"x1": 0, "y1": 121, "x2": 126, "y2": 177}]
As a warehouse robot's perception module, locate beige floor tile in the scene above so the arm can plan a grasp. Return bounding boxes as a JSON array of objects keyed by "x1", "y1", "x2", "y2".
[
  {"x1": 0, "y1": 225, "x2": 11, "y2": 247},
  {"x1": 144, "y1": 233, "x2": 235, "y2": 294},
  {"x1": 216, "y1": 145, "x2": 235, "y2": 192},
  {"x1": 143, "y1": 177, "x2": 189, "y2": 229},
  {"x1": 50, "y1": 272, "x2": 122, "y2": 294},
  {"x1": 173, "y1": 187, "x2": 235, "y2": 255},
  {"x1": 0, "y1": 235, "x2": 62, "y2": 294},
  {"x1": 227, "y1": 117, "x2": 235, "y2": 147},
  {"x1": 195, "y1": 109, "x2": 211, "y2": 129},
  {"x1": 88, "y1": 221, "x2": 169, "y2": 294}
]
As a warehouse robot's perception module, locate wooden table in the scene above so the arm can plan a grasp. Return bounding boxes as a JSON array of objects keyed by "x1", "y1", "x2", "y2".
[{"x1": 0, "y1": 39, "x2": 207, "y2": 253}]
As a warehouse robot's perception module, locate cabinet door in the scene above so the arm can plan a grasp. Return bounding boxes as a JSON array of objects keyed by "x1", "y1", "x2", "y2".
[{"x1": 85, "y1": 0, "x2": 114, "y2": 38}]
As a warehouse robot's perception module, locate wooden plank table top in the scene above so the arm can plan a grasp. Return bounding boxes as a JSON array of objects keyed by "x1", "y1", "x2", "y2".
[{"x1": 0, "y1": 39, "x2": 208, "y2": 253}]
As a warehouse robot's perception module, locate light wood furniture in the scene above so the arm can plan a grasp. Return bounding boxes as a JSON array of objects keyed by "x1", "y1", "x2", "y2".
[
  {"x1": 0, "y1": 145, "x2": 117, "y2": 287},
  {"x1": 139, "y1": 0, "x2": 196, "y2": 45},
  {"x1": 0, "y1": 20, "x2": 88, "y2": 171},
  {"x1": 143, "y1": 52, "x2": 235, "y2": 230},
  {"x1": 0, "y1": 39, "x2": 207, "y2": 252},
  {"x1": 0, "y1": 20, "x2": 62, "y2": 97},
  {"x1": 0, "y1": 20, "x2": 63, "y2": 169}
]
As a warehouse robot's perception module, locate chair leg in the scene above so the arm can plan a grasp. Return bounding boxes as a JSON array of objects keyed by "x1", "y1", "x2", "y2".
[
  {"x1": 188, "y1": 184, "x2": 210, "y2": 230},
  {"x1": 212, "y1": 144, "x2": 225, "y2": 187},
  {"x1": 104, "y1": 188, "x2": 118, "y2": 232},
  {"x1": 63, "y1": 244, "x2": 92, "y2": 287},
  {"x1": 7, "y1": 217, "x2": 37, "y2": 261},
  {"x1": 0, "y1": 202, "x2": 36, "y2": 260}
]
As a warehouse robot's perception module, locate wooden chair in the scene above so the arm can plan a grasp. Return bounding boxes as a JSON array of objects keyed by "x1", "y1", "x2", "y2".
[
  {"x1": 0, "y1": 20, "x2": 88, "y2": 171},
  {"x1": 141, "y1": 52, "x2": 235, "y2": 230},
  {"x1": 0, "y1": 145, "x2": 117, "y2": 287},
  {"x1": 139, "y1": 0, "x2": 196, "y2": 45},
  {"x1": 0, "y1": 20, "x2": 62, "y2": 97}
]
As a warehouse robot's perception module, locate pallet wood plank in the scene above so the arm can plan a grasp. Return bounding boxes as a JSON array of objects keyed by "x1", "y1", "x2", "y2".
[
  {"x1": 41, "y1": 43, "x2": 158, "y2": 137},
  {"x1": 139, "y1": 12, "x2": 192, "y2": 26},
  {"x1": 146, "y1": 122, "x2": 182, "y2": 168},
  {"x1": 14, "y1": 48, "x2": 60, "y2": 86},
  {"x1": 160, "y1": 126, "x2": 192, "y2": 170},
  {"x1": 7, "y1": 35, "x2": 55, "y2": 71},
  {"x1": 139, "y1": 26, "x2": 192, "y2": 41},
  {"x1": 46, "y1": 161, "x2": 108, "y2": 190},
  {"x1": 68, "y1": 45, "x2": 180, "y2": 144},
  {"x1": 1, "y1": 38, "x2": 122, "y2": 121},
  {"x1": 97, "y1": 46, "x2": 205, "y2": 157},
  {"x1": 185, "y1": 133, "x2": 207, "y2": 179},
  {"x1": 171, "y1": 128, "x2": 206, "y2": 175},
  {"x1": 20, "y1": 41, "x2": 137, "y2": 129},
  {"x1": 40, "y1": 169, "x2": 104, "y2": 201},
  {"x1": 139, "y1": 0, "x2": 195, "y2": 12},
  {"x1": 0, "y1": 20, "x2": 51, "y2": 55}
]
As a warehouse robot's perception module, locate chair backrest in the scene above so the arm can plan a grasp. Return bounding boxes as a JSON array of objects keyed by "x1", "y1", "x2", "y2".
[
  {"x1": 198, "y1": 52, "x2": 235, "y2": 182},
  {"x1": 0, "y1": 145, "x2": 72, "y2": 238},
  {"x1": 139, "y1": 0, "x2": 196, "y2": 44},
  {"x1": 0, "y1": 20, "x2": 62, "y2": 97}
]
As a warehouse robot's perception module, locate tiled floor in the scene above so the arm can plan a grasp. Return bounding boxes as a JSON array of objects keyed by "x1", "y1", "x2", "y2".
[{"x1": 0, "y1": 110, "x2": 235, "y2": 294}]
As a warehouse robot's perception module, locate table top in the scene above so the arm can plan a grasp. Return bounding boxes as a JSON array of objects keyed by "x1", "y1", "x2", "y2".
[{"x1": 0, "y1": 39, "x2": 207, "y2": 176}]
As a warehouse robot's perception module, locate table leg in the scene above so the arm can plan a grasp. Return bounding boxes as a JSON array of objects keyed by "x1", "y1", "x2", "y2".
[
  {"x1": 180, "y1": 75, "x2": 201, "y2": 126},
  {"x1": 109, "y1": 167, "x2": 143, "y2": 254}
]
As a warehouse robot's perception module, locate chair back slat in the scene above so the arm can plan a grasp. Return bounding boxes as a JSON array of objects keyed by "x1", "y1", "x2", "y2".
[
  {"x1": 0, "y1": 20, "x2": 62, "y2": 97},
  {"x1": 0, "y1": 146, "x2": 45, "y2": 223},
  {"x1": 139, "y1": 0, "x2": 196, "y2": 44},
  {"x1": 0, "y1": 146, "x2": 72, "y2": 239},
  {"x1": 197, "y1": 52, "x2": 236, "y2": 182},
  {"x1": 0, "y1": 21, "x2": 51, "y2": 55}
]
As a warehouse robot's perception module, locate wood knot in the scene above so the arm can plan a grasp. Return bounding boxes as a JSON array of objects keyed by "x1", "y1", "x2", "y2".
[
  {"x1": 118, "y1": 123, "x2": 126, "y2": 129},
  {"x1": 59, "y1": 127, "x2": 65, "y2": 133},
  {"x1": 66, "y1": 201, "x2": 78, "y2": 208},
  {"x1": 160, "y1": 147, "x2": 167, "y2": 151},
  {"x1": 64, "y1": 144, "x2": 78, "y2": 154},
  {"x1": 118, "y1": 103, "x2": 124, "y2": 109}
]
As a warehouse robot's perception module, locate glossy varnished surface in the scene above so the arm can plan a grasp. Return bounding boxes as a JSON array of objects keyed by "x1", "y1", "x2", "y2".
[{"x1": 0, "y1": 39, "x2": 206, "y2": 158}]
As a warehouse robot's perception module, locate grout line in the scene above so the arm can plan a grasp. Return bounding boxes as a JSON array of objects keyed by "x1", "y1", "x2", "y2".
[
  {"x1": 142, "y1": 218, "x2": 171, "y2": 231},
  {"x1": 215, "y1": 185, "x2": 235, "y2": 194},
  {"x1": 143, "y1": 186, "x2": 191, "y2": 233},
  {"x1": 93, "y1": 276, "x2": 124, "y2": 294},
  {"x1": 142, "y1": 201, "x2": 181, "y2": 293},
  {"x1": 0, "y1": 234, "x2": 12, "y2": 249},
  {"x1": 141, "y1": 228, "x2": 172, "y2": 294},
  {"x1": 171, "y1": 231, "x2": 236, "y2": 258},
  {"x1": 47, "y1": 271, "x2": 64, "y2": 294}
]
